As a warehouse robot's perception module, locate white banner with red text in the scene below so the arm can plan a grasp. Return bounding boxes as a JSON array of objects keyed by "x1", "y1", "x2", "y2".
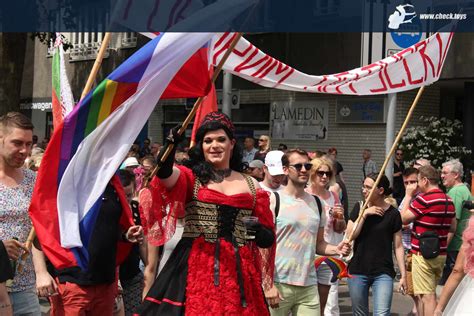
[{"x1": 211, "y1": 32, "x2": 453, "y2": 95}]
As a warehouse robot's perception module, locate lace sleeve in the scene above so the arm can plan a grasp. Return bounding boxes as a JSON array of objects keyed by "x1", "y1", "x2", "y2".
[
  {"x1": 139, "y1": 165, "x2": 194, "y2": 246},
  {"x1": 253, "y1": 189, "x2": 276, "y2": 291}
]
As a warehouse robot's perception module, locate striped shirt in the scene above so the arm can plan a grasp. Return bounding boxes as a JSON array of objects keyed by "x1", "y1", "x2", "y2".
[{"x1": 409, "y1": 189, "x2": 455, "y2": 255}]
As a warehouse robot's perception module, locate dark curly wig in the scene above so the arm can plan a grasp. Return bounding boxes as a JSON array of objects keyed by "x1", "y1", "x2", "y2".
[{"x1": 183, "y1": 121, "x2": 243, "y2": 184}]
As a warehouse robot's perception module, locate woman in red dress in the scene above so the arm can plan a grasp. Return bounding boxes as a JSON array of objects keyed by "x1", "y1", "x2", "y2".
[{"x1": 137, "y1": 112, "x2": 275, "y2": 315}]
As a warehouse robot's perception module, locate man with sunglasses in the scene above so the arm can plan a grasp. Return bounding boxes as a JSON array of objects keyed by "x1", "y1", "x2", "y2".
[{"x1": 265, "y1": 149, "x2": 350, "y2": 316}]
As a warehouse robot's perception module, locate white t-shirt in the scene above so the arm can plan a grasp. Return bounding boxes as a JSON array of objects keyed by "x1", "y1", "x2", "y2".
[{"x1": 273, "y1": 191, "x2": 325, "y2": 286}]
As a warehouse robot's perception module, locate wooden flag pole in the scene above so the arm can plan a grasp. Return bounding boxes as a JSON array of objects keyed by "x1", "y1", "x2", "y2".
[
  {"x1": 16, "y1": 228, "x2": 37, "y2": 273},
  {"x1": 144, "y1": 33, "x2": 243, "y2": 188},
  {"x1": 346, "y1": 86, "x2": 426, "y2": 243},
  {"x1": 18, "y1": 33, "x2": 113, "y2": 272},
  {"x1": 80, "y1": 33, "x2": 112, "y2": 100}
]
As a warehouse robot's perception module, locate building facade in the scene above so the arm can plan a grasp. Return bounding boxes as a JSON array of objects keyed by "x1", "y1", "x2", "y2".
[{"x1": 19, "y1": 32, "x2": 473, "y2": 205}]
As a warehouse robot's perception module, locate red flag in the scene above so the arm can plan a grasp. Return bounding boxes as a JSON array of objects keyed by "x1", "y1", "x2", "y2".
[{"x1": 191, "y1": 66, "x2": 218, "y2": 143}]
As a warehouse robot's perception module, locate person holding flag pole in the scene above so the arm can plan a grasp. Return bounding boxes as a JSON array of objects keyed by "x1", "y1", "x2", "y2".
[
  {"x1": 29, "y1": 31, "x2": 146, "y2": 315},
  {"x1": 343, "y1": 86, "x2": 426, "y2": 315}
]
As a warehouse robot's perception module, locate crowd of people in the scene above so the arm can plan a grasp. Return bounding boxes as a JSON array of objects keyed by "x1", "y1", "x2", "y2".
[{"x1": 1, "y1": 110, "x2": 473, "y2": 316}]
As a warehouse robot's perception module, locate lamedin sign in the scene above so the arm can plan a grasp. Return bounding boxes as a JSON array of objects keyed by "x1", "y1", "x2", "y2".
[{"x1": 271, "y1": 101, "x2": 328, "y2": 140}]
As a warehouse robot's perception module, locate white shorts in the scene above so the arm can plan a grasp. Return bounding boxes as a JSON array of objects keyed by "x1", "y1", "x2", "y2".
[{"x1": 316, "y1": 262, "x2": 336, "y2": 286}]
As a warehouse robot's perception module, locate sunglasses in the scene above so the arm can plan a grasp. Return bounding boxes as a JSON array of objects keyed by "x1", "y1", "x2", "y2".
[
  {"x1": 404, "y1": 180, "x2": 418, "y2": 185},
  {"x1": 258, "y1": 139, "x2": 266, "y2": 142},
  {"x1": 289, "y1": 163, "x2": 313, "y2": 172},
  {"x1": 316, "y1": 170, "x2": 333, "y2": 177}
]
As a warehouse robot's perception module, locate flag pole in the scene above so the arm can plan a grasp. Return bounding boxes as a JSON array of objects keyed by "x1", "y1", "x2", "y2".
[
  {"x1": 144, "y1": 33, "x2": 242, "y2": 188},
  {"x1": 346, "y1": 86, "x2": 425, "y2": 243},
  {"x1": 80, "y1": 33, "x2": 112, "y2": 99},
  {"x1": 18, "y1": 33, "x2": 113, "y2": 272}
]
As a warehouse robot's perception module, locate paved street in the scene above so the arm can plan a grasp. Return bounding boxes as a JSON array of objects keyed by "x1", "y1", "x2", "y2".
[{"x1": 41, "y1": 282, "x2": 414, "y2": 315}]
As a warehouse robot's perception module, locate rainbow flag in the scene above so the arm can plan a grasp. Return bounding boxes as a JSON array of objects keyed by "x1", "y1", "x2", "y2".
[
  {"x1": 29, "y1": 33, "x2": 215, "y2": 271},
  {"x1": 314, "y1": 256, "x2": 352, "y2": 283},
  {"x1": 51, "y1": 33, "x2": 74, "y2": 129}
]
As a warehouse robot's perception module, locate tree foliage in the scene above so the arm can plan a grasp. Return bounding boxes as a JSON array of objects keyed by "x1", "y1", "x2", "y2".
[{"x1": 399, "y1": 116, "x2": 472, "y2": 170}]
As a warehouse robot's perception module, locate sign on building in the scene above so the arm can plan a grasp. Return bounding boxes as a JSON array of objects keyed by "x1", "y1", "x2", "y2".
[
  {"x1": 270, "y1": 100, "x2": 329, "y2": 140},
  {"x1": 336, "y1": 98, "x2": 386, "y2": 124}
]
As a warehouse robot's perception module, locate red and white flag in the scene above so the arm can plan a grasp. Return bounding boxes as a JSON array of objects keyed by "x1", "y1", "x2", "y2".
[{"x1": 51, "y1": 33, "x2": 74, "y2": 129}]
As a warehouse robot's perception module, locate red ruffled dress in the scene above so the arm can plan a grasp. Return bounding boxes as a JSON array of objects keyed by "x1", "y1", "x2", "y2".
[{"x1": 136, "y1": 166, "x2": 275, "y2": 316}]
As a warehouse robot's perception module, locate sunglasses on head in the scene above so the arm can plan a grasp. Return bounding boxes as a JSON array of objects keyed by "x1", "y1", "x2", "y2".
[
  {"x1": 316, "y1": 170, "x2": 333, "y2": 177},
  {"x1": 289, "y1": 163, "x2": 312, "y2": 172}
]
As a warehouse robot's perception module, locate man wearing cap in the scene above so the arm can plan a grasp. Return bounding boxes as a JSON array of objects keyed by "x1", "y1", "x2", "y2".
[
  {"x1": 121, "y1": 157, "x2": 140, "y2": 173},
  {"x1": 246, "y1": 160, "x2": 265, "y2": 182},
  {"x1": 260, "y1": 150, "x2": 286, "y2": 193}
]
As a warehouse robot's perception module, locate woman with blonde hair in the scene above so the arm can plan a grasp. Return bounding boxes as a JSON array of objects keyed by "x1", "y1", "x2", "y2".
[
  {"x1": 306, "y1": 157, "x2": 346, "y2": 315},
  {"x1": 254, "y1": 135, "x2": 271, "y2": 161}
]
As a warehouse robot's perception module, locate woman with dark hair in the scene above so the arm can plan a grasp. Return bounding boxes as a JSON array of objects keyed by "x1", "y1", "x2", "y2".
[
  {"x1": 137, "y1": 112, "x2": 275, "y2": 315},
  {"x1": 346, "y1": 173, "x2": 406, "y2": 316}
]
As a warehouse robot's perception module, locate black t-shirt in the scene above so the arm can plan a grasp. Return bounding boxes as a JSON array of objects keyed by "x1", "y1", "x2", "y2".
[
  {"x1": 120, "y1": 200, "x2": 142, "y2": 282},
  {"x1": 348, "y1": 203, "x2": 402, "y2": 278},
  {"x1": 393, "y1": 162, "x2": 405, "y2": 199},
  {"x1": 57, "y1": 184, "x2": 123, "y2": 285},
  {"x1": 0, "y1": 241, "x2": 13, "y2": 282}
]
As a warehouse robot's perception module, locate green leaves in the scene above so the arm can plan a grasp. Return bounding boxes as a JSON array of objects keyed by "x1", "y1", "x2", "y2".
[{"x1": 399, "y1": 116, "x2": 472, "y2": 170}]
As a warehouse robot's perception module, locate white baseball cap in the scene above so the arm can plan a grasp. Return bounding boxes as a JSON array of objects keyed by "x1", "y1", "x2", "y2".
[
  {"x1": 121, "y1": 157, "x2": 140, "y2": 169},
  {"x1": 264, "y1": 150, "x2": 285, "y2": 176}
]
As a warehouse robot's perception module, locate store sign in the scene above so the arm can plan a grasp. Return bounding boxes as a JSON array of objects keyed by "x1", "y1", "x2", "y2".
[
  {"x1": 336, "y1": 99, "x2": 385, "y2": 124},
  {"x1": 271, "y1": 101, "x2": 329, "y2": 140},
  {"x1": 19, "y1": 102, "x2": 52, "y2": 111}
]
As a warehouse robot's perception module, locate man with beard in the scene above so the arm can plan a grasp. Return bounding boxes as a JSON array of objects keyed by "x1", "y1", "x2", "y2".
[{"x1": 265, "y1": 149, "x2": 350, "y2": 315}]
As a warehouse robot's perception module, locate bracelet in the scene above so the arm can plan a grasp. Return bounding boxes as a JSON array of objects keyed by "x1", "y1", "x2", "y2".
[{"x1": 0, "y1": 303, "x2": 11, "y2": 308}]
